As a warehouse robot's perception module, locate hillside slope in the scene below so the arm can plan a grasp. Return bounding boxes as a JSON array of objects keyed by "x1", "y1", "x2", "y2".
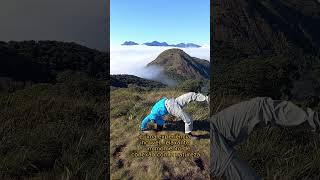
[
  {"x1": 212, "y1": 0, "x2": 320, "y2": 101},
  {"x1": 147, "y1": 48, "x2": 210, "y2": 81},
  {"x1": 110, "y1": 74, "x2": 166, "y2": 88},
  {"x1": 1, "y1": 40, "x2": 109, "y2": 81},
  {"x1": 213, "y1": 0, "x2": 320, "y2": 58},
  {"x1": 0, "y1": 41, "x2": 108, "y2": 178},
  {"x1": 0, "y1": 40, "x2": 109, "y2": 95}
]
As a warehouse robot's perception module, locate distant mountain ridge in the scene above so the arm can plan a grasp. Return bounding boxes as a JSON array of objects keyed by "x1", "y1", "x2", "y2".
[
  {"x1": 147, "y1": 48, "x2": 210, "y2": 81},
  {"x1": 175, "y1": 43, "x2": 201, "y2": 48},
  {"x1": 144, "y1": 41, "x2": 170, "y2": 47},
  {"x1": 121, "y1": 41, "x2": 202, "y2": 48},
  {"x1": 121, "y1": 41, "x2": 139, "y2": 45}
]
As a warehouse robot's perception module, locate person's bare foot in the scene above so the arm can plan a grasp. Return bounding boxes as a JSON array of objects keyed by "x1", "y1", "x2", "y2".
[{"x1": 141, "y1": 130, "x2": 153, "y2": 134}]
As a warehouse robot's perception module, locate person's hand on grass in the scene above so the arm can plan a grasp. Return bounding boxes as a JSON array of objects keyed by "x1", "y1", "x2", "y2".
[
  {"x1": 155, "y1": 125, "x2": 163, "y2": 132},
  {"x1": 141, "y1": 129, "x2": 152, "y2": 134}
]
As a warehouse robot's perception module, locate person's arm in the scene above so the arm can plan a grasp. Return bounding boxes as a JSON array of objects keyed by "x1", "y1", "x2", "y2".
[
  {"x1": 154, "y1": 117, "x2": 165, "y2": 131},
  {"x1": 154, "y1": 116, "x2": 165, "y2": 126},
  {"x1": 141, "y1": 113, "x2": 155, "y2": 131}
]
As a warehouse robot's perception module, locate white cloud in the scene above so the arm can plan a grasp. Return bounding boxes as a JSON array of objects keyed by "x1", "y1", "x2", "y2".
[{"x1": 110, "y1": 44, "x2": 210, "y2": 77}]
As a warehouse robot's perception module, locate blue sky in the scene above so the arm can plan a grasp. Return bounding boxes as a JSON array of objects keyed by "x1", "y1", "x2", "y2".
[{"x1": 110, "y1": 0, "x2": 210, "y2": 46}]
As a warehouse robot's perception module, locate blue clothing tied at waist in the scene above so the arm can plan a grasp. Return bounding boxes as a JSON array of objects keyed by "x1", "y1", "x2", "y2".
[{"x1": 141, "y1": 97, "x2": 168, "y2": 130}]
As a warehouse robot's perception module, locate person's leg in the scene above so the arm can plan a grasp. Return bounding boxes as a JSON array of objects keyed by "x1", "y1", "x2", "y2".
[
  {"x1": 210, "y1": 97, "x2": 319, "y2": 179},
  {"x1": 223, "y1": 156, "x2": 261, "y2": 180},
  {"x1": 178, "y1": 109, "x2": 193, "y2": 134},
  {"x1": 166, "y1": 99, "x2": 194, "y2": 133},
  {"x1": 263, "y1": 98, "x2": 320, "y2": 133},
  {"x1": 210, "y1": 121, "x2": 260, "y2": 180},
  {"x1": 211, "y1": 97, "x2": 320, "y2": 146},
  {"x1": 175, "y1": 92, "x2": 209, "y2": 108},
  {"x1": 210, "y1": 121, "x2": 234, "y2": 177},
  {"x1": 154, "y1": 117, "x2": 165, "y2": 131}
]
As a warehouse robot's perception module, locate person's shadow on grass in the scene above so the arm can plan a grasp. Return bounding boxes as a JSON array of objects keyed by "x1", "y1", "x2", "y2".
[{"x1": 163, "y1": 119, "x2": 210, "y2": 139}]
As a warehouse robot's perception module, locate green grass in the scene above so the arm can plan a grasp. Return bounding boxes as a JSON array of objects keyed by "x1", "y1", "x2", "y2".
[
  {"x1": 110, "y1": 87, "x2": 210, "y2": 179},
  {"x1": 236, "y1": 127, "x2": 320, "y2": 179},
  {"x1": 0, "y1": 73, "x2": 107, "y2": 179}
]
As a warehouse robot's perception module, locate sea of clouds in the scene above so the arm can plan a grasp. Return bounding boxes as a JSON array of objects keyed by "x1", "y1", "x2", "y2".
[{"x1": 110, "y1": 44, "x2": 210, "y2": 85}]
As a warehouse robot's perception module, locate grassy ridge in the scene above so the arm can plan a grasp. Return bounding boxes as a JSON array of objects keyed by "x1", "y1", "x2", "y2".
[
  {"x1": 111, "y1": 87, "x2": 320, "y2": 179},
  {"x1": 0, "y1": 72, "x2": 107, "y2": 179},
  {"x1": 110, "y1": 87, "x2": 210, "y2": 179},
  {"x1": 0, "y1": 41, "x2": 109, "y2": 178}
]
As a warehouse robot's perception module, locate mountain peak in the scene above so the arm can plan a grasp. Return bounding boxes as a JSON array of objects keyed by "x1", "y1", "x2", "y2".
[
  {"x1": 147, "y1": 48, "x2": 209, "y2": 81},
  {"x1": 121, "y1": 41, "x2": 139, "y2": 45},
  {"x1": 160, "y1": 48, "x2": 186, "y2": 54},
  {"x1": 144, "y1": 41, "x2": 169, "y2": 46}
]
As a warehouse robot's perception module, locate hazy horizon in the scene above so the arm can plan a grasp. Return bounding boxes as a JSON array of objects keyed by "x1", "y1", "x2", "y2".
[
  {"x1": 110, "y1": 44, "x2": 210, "y2": 83},
  {"x1": 0, "y1": 0, "x2": 109, "y2": 52}
]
